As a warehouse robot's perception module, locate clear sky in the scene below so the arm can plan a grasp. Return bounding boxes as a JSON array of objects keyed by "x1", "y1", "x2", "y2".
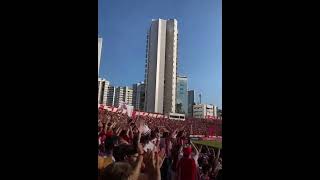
[{"x1": 98, "y1": 0, "x2": 221, "y2": 108}]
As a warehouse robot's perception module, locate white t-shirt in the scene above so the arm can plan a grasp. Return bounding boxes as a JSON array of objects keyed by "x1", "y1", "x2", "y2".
[{"x1": 143, "y1": 141, "x2": 155, "y2": 152}]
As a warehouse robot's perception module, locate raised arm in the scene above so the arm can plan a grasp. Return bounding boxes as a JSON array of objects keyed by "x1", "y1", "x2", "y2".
[
  {"x1": 129, "y1": 125, "x2": 134, "y2": 139},
  {"x1": 212, "y1": 149, "x2": 222, "y2": 178},
  {"x1": 133, "y1": 117, "x2": 143, "y2": 146},
  {"x1": 129, "y1": 143, "x2": 144, "y2": 180},
  {"x1": 199, "y1": 145, "x2": 203, "y2": 153},
  {"x1": 116, "y1": 127, "x2": 122, "y2": 136},
  {"x1": 190, "y1": 141, "x2": 199, "y2": 156},
  {"x1": 213, "y1": 148, "x2": 220, "y2": 168},
  {"x1": 126, "y1": 125, "x2": 130, "y2": 136}
]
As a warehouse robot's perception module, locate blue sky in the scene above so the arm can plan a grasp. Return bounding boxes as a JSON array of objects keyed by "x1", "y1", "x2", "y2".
[{"x1": 98, "y1": 0, "x2": 221, "y2": 108}]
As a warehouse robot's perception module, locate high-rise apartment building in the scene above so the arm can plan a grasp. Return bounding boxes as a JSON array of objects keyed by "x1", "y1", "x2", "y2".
[
  {"x1": 115, "y1": 86, "x2": 133, "y2": 107},
  {"x1": 98, "y1": 78, "x2": 109, "y2": 104},
  {"x1": 188, "y1": 90, "x2": 195, "y2": 117},
  {"x1": 102, "y1": 81, "x2": 109, "y2": 105},
  {"x1": 98, "y1": 37, "x2": 103, "y2": 75},
  {"x1": 144, "y1": 19, "x2": 178, "y2": 114},
  {"x1": 106, "y1": 85, "x2": 116, "y2": 106},
  {"x1": 176, "y1": 76, "x2": 188, "y2": 115},
  {"x1": 132, "y1": 82, "x2": 145, "y2": 111}
]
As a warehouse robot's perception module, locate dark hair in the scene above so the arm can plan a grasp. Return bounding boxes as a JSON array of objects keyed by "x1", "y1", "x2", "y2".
[
  {"x1": 102, "y1": 162, "x2": 132, "y2": 180},
  {"x1": 105, "y1": 136, "x2": 119, "y2": 153},
  {"x1": 150, "y1": 130, "x2": 157, "y2": 139},
  {"x1": 202, "y1": 168, "x2": 209, "y2": 175},
  {"x1": 113, "y1": 144, "x2": 137, "y2": 162},
  {"x1": 162, "y1": 132, "x2": 169, "y2": 138},
  {"x1": 216, "y1": 169, "x2": 222, "y2": 180},
  {"x1": 202, "y1": 163, "x2": 211, "y2": 173},
  {"x1": 119, "y1": 130, "x2": 127, "y2": 137},
  {"x1": 177, "y1": 130, "x2": 184, "y2": 138},
  {"x1": 140, "y1": 134, "x2": 151, "y2": 144}
]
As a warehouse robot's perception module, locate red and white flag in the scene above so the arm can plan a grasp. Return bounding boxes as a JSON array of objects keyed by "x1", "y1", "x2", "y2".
[
  {"x1": 111, "y1": 107, "x2": 116, "y2": 112},
  {"x1": 99, "y1": 104, "x2": 105, "y2": 110}
]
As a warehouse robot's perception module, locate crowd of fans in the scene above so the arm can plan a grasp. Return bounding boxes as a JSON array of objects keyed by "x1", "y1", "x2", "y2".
[{"x1": 98, "y1": 108, "x2": 222, "y2": 180}]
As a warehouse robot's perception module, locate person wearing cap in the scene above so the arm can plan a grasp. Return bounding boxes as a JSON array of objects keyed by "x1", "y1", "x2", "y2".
[{"x1": 176, "y1": 145, "x2": 197, "y2": 180}]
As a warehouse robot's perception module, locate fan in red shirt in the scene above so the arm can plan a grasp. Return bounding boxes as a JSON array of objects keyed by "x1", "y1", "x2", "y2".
[{"x1": 176, "y1": 146, "x2": 197, "y2": 180}]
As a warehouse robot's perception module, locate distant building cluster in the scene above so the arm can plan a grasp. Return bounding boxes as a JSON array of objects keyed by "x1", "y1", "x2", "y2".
[{"x1": 98, "y1": 19, "x2": 221, "y2": 118}]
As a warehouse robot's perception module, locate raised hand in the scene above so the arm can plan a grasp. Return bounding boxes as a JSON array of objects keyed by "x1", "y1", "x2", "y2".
[
  {"x1": 129, "y1": 143, "x2": 144, "y2": 180},
  {"x1": 212, "y1": 161, "x2": 222, "y2": 178},
  {"x1": 136, "y1": 119, "x2": 145, "y2": 133},
  {"x1": 116, "y1": 126, "x2": 122, "y2": 136},
  {"x1": 144, "y1": 150, "x2": 161, "y2": 180},
  {"x1": 137, "y1": 143, "x2": 144, "y2": 155},
  {"x1": 190, "y1": 141, "x2": 199, "y2": 155},
  {"x1": 213, "y1": 148, "x2": 220, "y2": 169},
  {"x1": 158, "y1": 149, "x2": 166, "y2": 168}
]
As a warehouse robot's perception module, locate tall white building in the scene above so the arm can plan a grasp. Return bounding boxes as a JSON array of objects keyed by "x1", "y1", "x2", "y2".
[
  {"x1": 115, "y1": 87, "x2": 133, "y2": 107},
  {"x1": 98, "y1": 37, "x2": 103, "y2": 75},
  {"x1": 193, "y1": 104, "x2": 217, "y2": 119},
  {"x1": 213, "y1": 105, "x2": 218, "y2": 117},
  {"x1": 144, "y1": 19, "x2": 178, "y2": 114}
]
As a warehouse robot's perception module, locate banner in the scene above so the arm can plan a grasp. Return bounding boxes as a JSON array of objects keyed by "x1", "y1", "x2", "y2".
[{"x1": 99, "y1": 104, "x2": 203, "y2": 120}]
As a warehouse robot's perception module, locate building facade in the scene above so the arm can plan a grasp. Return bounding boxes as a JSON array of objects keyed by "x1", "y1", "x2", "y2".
[
  {"x1": 115, "y1": 86, "x2": 133, "y2": 107},
  {"x1": 217, "y1": 108, "x2": 222, "y2": 118},
  {"x1": 102, "y1": 81, "x2": 109, "y2": 105},
  {"x1": 98, "y1": 37, "x2": 103, "y2": 75},
  {"x1": 144, "y1": 19, "x2": 178, "y2": 114},
  {"x1": 106, "y1": 85, "x2": 116, "y2": 106},
  {"x1": 188, "y1": 90, "x2": 195, "y2": 117},
  {"x1": 132, "y1": 82, "x2": 145, "y2": 111},
  {"x1": 193, "y1": 104, "x2": 215, "y2": 119},
  {"x1": 98, "y1": 78, "x2": 109, "y2": 105},
  {"x1": 176, "y1": 76, "x2": 188, "y2": 115}
]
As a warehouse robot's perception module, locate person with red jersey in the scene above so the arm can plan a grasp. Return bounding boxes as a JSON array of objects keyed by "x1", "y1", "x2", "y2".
[{"x1": 176, "y1": 145, "x2": 197, "y2": 180}]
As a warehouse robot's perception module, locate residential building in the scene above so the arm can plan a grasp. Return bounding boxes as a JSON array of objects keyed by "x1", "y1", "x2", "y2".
[
  {"x1": 176, "y1": 76, "x2": 188, "y2": 114},
  {"x1": 188, "y1": 90, "x2": 195, "y2": 117},
  {"x1": 106, "y1": 85, "x2": 116, "y2": 106},
  {"x1": 144, "y1": 19, "x2": 178, "y2": 114},
  {"x1": 193, "y1": 104, "x2": 215, "y2": 119},
  {"x1": 115, "y1": 86, "x2": 133, "y2": 107},
  {"x1": 132, "y1": 82, "x2": 145, "y2": 111}
]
